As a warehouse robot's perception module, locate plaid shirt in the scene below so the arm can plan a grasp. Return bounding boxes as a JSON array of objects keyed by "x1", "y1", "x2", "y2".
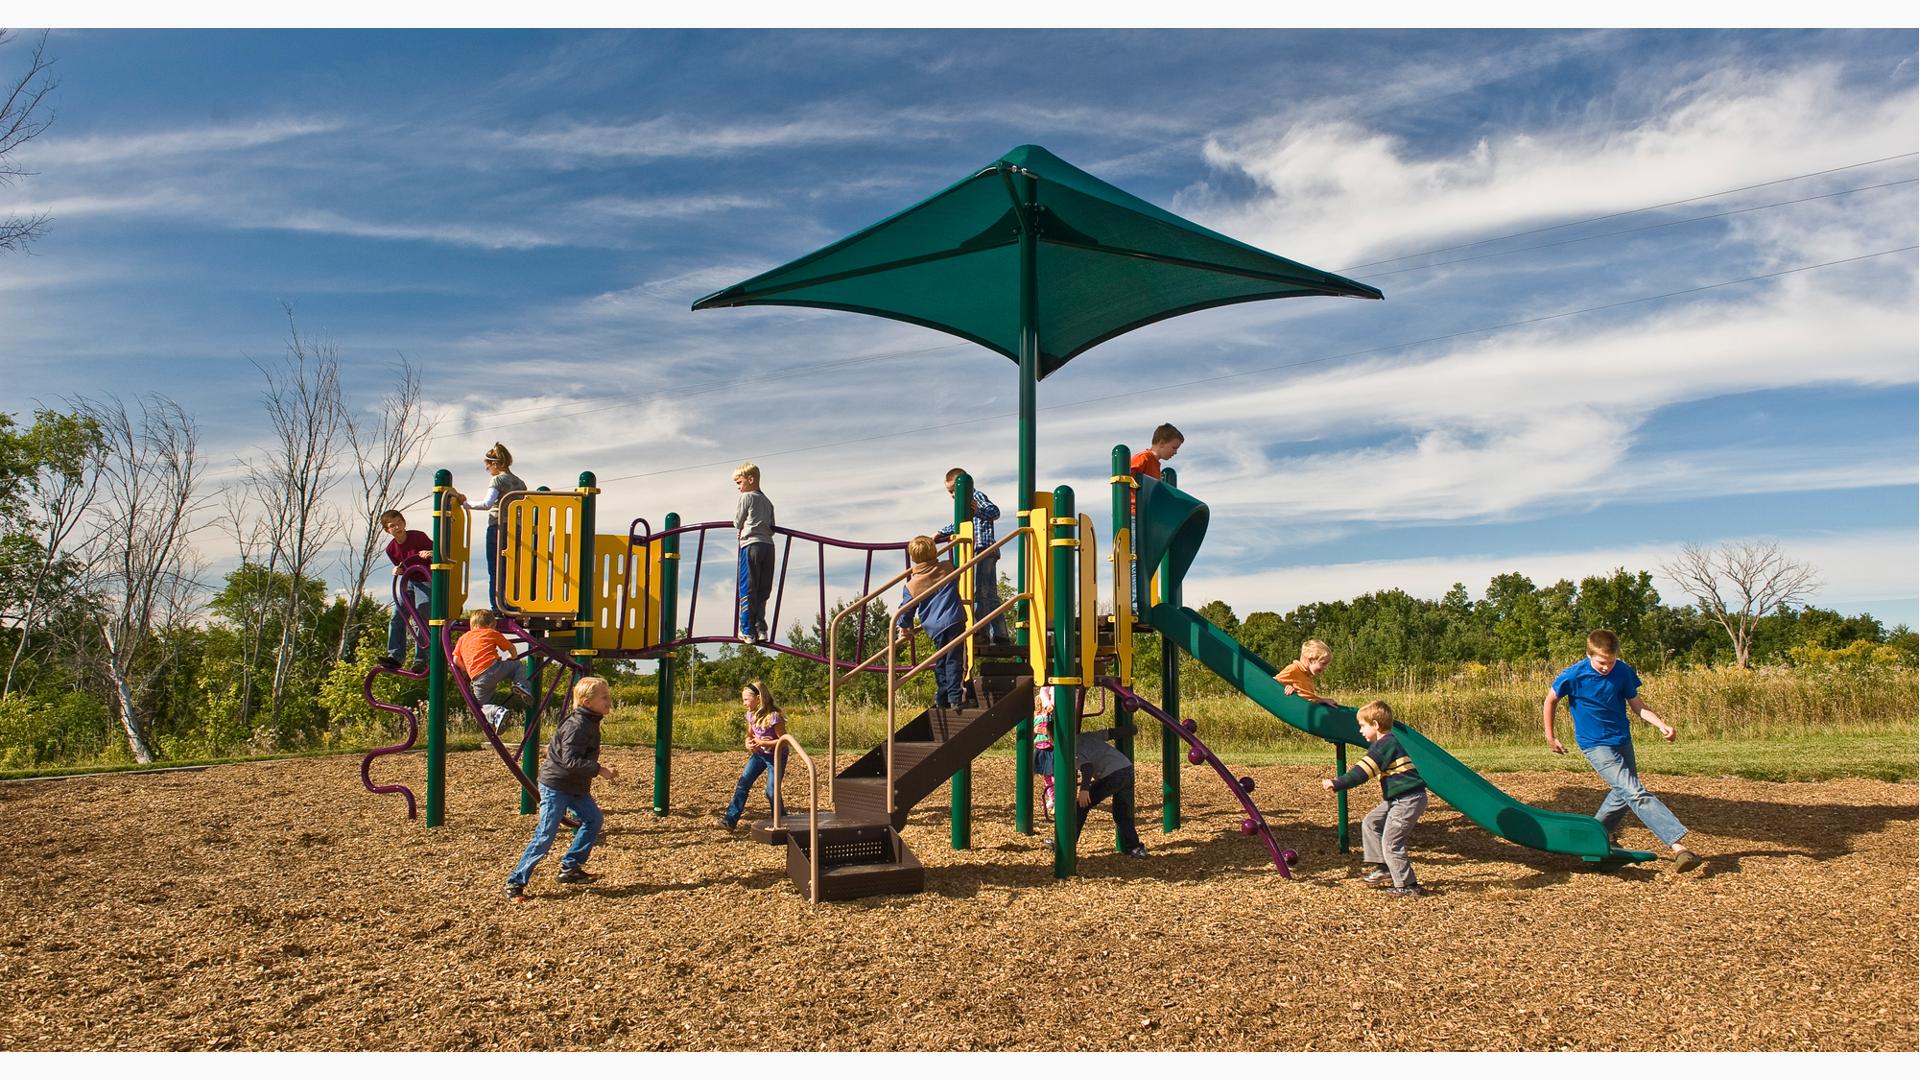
[{"x1": 935, "y1": 489, "x2": 1000, "y2": 550}]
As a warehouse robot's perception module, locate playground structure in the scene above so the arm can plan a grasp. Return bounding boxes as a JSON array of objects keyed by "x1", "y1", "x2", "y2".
[{"x1": 361, "y1": 143, "x2": 1655, "y2": 900}]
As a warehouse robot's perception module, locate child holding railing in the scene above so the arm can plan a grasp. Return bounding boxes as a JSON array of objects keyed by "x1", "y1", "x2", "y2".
[
  {"x1": 893, "y1": 535, "x2": 967, "y2": 710},
  {"x1": 715, "y1": 680, "x2": 787, "y2": 831},
  {"x1": 448, "y1": 443, "x2": 526, "y2": 612}
]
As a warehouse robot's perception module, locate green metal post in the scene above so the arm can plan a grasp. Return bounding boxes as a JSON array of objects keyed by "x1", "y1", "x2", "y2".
[
  {"x1": 1159, "y1": 466, "x2": 1181, "y2": 834},
  {"x1": 1049, "y1": 485, "x2": 1077, "y2": 879},
  {"x1": 1335, "y1": 744, "x2": 1351, "y2": 853},
  {"x1": 1110, "y1": 444, "x2": 1135, "y2": 852},
  {"x1": 520, "y1": 651, "x2": 540, "y2": 816},
  {"x1": 950, "y1": 471, "x2": 973, "y2": 850},
  {"x1": 653, "y1": 512, "x2": 680, "y2": 817},
  {"x1": 556, "y1": 471, "x2": 597, "y2": 814},
  {"x1": 425, "y1": 469, "x2": 451, "y2": 828},
  {"x1": 1013, "y1": 170, "x2": 1039, "y2": 836}
]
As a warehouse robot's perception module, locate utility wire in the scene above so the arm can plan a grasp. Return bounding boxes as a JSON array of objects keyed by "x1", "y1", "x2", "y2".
[
  {"x1": 1336, "y1": 150, "x2": 1918, "y2": 273},
  {"x1": 595, "y1": 244, "x2": 1919, "y2": 488}
]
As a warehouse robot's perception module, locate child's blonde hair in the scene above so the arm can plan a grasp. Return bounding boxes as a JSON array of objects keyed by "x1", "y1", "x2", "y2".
[
  {"x1": 1356, "y1": 699, "x2": 1394, "y2": 730},
  {"x1": 1586, "y1": 629, "x2": 1620, "y2": 657},
  {"x1": 1300, "y1": 639, "x2": 1331, "y2": 661},
  {"x1": 469, "y1": 608, "x2": 495, "y2": 628},
  {"x1": 573, "y1": 676, "x2": 610, "y2": 710},
  {"x1": 742, "y1": 679, "x2": 778, "y2": 723},
  {"x1": 484, "y1": 442, "x2": 512, "y2": 468},
  {"x1": 907, "y1": 535, "x2": 938, "y2": 565},
  {"x1": 732, "y1": 461, "x2": 760, "y2": 482}
]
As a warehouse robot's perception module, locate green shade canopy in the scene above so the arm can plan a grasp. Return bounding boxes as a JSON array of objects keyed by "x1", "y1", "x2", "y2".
[{"x1": 692, "y1": 144, "x2": 1382, "y2": 378}]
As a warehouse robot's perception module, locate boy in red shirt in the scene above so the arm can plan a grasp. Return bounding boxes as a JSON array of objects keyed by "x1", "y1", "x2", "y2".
[
  {"x1": 378, "y1": 510, "x2": 432, "y2": 671},
  {"x1": 1129, "y1": 423, "x2": 1184, "y2": 606},
  {"x1": 454, "y1": 608, "x2": 530, "y2": 729}
]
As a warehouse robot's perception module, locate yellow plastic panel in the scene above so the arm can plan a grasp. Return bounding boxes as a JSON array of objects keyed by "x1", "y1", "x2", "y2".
[
  {"x1": 1078, "y1": 514, "x2": 1097, "y2": 685},
  {"x1": 498, "y1": 492, "x2": 584, "y2": 616},
  {"x1": 440, "y1": 500, "x2": 471, "y2": 614},
  {"x1": 592, "y1": 534, "x2": 666, "y2": 653}
]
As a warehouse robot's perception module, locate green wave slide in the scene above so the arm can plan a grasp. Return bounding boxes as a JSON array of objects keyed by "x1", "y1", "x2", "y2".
[{"x1": 1134, "y1": 474, "x2": 1654, "y2": 864}]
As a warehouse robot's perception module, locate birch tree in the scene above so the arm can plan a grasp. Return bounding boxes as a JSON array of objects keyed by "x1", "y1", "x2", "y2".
[
  {"x1": 2, "y1": 409, "x2": 104, "y2": 697},
  {"x1": 0, "y1": 30, "x2": 57, "y2": 253},
  {"x1": 336, "y1": 356, "x2": 433, "y2": 660},
  {"x1": 1661, "y1": 541, "x2": 1820, "y2": 669},
  {"x1": 246, "y1": 305, "x2": 346, "y2": 743},
  {"x1": 72, "y1": 396, "x2": 205, "y2": 764}
]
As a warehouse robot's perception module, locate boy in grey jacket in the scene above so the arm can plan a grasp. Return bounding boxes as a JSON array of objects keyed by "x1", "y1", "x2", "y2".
[
  {"x1": 733, "y1": 462, "x2": 776, "y2": 644},
  {"x1": 505, "y1": 677, "x2": 618, "y2": 901}
]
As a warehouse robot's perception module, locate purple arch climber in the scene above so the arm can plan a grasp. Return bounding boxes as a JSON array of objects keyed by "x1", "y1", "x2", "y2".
[{"x1": 1100, "y1": 677, "x2": 1295, "y2": 878}]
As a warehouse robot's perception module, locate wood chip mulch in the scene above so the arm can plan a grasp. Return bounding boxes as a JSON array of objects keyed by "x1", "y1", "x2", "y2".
[{"x1": 0, "y1": 746, "x2": 1913, "y2": 1051}]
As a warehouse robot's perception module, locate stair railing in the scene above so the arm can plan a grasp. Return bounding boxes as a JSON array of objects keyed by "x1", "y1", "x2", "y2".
[
  {"x1": 768, "y1": 733, "x2": 820, "y2": 903},
  {"x1": 827, "y1": 527, "x2": 1033, "y2": 805},
  {"x1": 882, "y1": 591, "x2": 1027, "y2": 817}
]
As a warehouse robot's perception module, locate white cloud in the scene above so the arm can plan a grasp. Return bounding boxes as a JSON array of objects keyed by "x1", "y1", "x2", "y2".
[
  {"x1": 1186, "y1": 64, "x2": 1919, "y2": 269},
  {"x1": 27, "y1": 118, "x2": 342, "y2": 168}
]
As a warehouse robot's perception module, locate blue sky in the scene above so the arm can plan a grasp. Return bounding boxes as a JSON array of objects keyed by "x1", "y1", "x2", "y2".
[{"x1": 2, "y1": 28, "x2": 1915, "y2": 641}]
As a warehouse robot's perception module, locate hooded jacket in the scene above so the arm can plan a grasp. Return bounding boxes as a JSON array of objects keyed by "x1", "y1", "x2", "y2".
[
  {"x1": 894, "y1": 560, "x2": 965, "y2": 641},
  {"x1": 537, "y1": 705, "x2": 604, "y2": 796}
]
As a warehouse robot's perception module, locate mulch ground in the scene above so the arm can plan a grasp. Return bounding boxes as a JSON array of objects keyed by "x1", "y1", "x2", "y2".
[{"x1": 0, "y1": 746, "x2": 1913, "y2": 1052}]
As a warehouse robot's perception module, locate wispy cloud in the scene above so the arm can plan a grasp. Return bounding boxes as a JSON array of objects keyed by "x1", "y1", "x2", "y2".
[
  {"x1": 1185, "y1": 64, "x2": 1918, "y2": 268},
  {"x1": 496, "y1": 111, "x2": 926, "y2": 163},
  {"x1": 28, "y1": 118, "x2": 343, "y2": 167},
  {"x1": 574, "y1": 193, "x2": 772, "y2": 220}
]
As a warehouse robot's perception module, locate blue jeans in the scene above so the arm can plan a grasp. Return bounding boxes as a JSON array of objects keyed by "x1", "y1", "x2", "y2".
[
  {"x1": 1582, "y1": 741, "x2": 1687, "y2": 847},
  {"x1": 972, "y1": 553, "x2": 1010, "y2": 644},
  {"x1": 485, "y1": 519, "x2": 500, "y2": 610},
  {"x1": 724, "y1": 750, "x2": 786, "y2": 826},
  {"x1": 931, "y1": 623, "x2": 965, "y2": 707},
  {"x1": 507, "y1": 785, "x2": 604, "y2": 885},
  {"x1": 386, "y1": 579, "x2": 430, "y2": 661}
]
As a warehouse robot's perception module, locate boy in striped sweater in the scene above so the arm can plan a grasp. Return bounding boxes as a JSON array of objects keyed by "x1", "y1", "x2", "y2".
[{"x1": 1322, "y1": 699, "x2": 1428, "y2": 897}]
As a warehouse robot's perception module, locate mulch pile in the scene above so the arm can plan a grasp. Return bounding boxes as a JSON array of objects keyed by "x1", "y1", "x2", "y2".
[{"x1": 0, "y1": 745, "x2": 1913, "y2": 1051}]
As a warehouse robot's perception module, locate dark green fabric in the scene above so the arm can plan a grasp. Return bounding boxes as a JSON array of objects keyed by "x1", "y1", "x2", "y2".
[{"x1": 692, "y1": 144, "x2": 1382, "y2": 378}]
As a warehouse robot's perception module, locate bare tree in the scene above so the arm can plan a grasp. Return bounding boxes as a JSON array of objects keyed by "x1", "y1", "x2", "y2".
[
  {"x1": 70, "y1": 396, "x2": 206, "y2": 764},
  {"x1": 0, "y1": 30, "x2": 58, "y2": 253},
  {"x1": 335, "y1": 356, "x2": 434, "y2": 661},
  {"x1": 245, "y1": 304, "x2": 346, "y2": 743},
  {"x1": 1661, "y1": 540, "x2": 1820, "y2": 669},
  {"x1": 2, "y1": 408, "x2": 105, "y2": 698}
]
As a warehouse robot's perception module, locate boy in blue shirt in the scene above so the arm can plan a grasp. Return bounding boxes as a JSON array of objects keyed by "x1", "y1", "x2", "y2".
[{"x1": 1543, "y1": 629, "x2": 1701, "y2": 872}]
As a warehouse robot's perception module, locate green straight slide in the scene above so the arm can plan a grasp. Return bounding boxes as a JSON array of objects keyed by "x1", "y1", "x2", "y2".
[{"x1": 1133, "y1": 474, "x2": 1653, "y2": 864}]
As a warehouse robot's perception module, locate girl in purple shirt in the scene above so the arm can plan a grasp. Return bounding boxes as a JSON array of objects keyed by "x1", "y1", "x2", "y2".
[{"x1": 716, "y1": 680, "x2": 788, "y2": 831}]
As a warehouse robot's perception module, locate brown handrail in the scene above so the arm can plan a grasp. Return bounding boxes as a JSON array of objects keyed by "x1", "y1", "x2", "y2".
[
  {"x1": 827, "y1": 528, "x2": 1031, "y2": 791},
  {"x1": 768, "y1": 733, "x2": 819, "y2": 904}
]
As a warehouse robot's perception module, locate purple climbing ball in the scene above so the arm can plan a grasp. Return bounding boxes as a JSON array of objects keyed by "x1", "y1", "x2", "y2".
[
  {"x1": 1239, "y1": 818, "x2": 1258, "y2": 836},
  {"x1": 1186, "y1": 747, "x2": 1204, "y2": 766},
  {"x1": 1181, "y1": 719, "x2": 1197, "y2": 734},
  {"x1": 1237, "y1": 776, "x2": 1256, "y2": 794},
  {"x1": 1281, "y1": 849, "x2": 1299, "y2": 867}
]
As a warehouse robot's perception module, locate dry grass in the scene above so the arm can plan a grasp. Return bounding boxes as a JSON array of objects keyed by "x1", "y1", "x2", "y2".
[{"x1": 0, "y1": 747, "x2": 1914, "y2": 1051}]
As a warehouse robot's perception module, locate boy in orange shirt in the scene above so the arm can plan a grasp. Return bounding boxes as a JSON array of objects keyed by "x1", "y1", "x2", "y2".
[
  {"x1": 455, "y1": 608, "x2": 530, "y2": 729},
  {"x1": 1129, "y1": 423, "x2": 1184, "y2": 604},
  {"x1": 1275, "y1": 639, "x2": 1335, "y2": 704}
]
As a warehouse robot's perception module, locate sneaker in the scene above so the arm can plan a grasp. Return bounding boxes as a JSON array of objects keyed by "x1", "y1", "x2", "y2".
[
  {"x1": 1362, "y1": 867, "x2": 1390, "y2": 885},
  {"x1": 379, "y1": 654, "x2": 402, "y2": 669},
  {"x1": 1043, "y1": 836, "x2": 1058, "y2": 853},
  {"x1": 712, "y1": 814, "x2": 737, "y2": 832},
  {"x1": 1672, "y1": 848, "x2": 1703, "y2": 873},
  {"x1": 503, "y1": 882, "x2": 526, "y2": 902},
  {"x1": 556, "y1": 866, "x2": 596, "y2": 885},
  {"x1": 506, "y1": 684, "x2": 535, "y2": 708},
  {"x1": 408, "y1": 659, "x2": 428, "y2": 674},
  {"x1": 1385, "y1": 885, "x2": 1427, "y2": 898},
  {"x1": 1124, "y1": 845, "x2": 1148, "y2": 858}
]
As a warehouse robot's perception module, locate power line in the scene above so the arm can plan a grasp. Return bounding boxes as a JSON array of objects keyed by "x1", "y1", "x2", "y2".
[
  {"x1": 1336, "y1": 151, "x2": 1919, "y2": 273},
  {"x1": 594, "y1": 244, "x2": 1917, "y2": 488}
]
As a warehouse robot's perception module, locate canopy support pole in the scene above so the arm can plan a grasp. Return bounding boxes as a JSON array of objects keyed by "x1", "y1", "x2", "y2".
[{"x1": 1013, "y1": 169, "x2": 1038, "y2": 836}]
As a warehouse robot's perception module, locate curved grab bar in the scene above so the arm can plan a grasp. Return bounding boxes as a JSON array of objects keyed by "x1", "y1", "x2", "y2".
[{"x1": 769, "y1": 734, "x2": 820, "y2": 904}]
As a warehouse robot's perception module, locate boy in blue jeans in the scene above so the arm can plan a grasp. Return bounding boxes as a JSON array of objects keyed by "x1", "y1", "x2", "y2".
[
  {"x1": 505, "y1": 676, "x2": 619, "y2": 901},
  {"x1": 1544, "y1": 629, "x2": 1702, "y2": 872}
]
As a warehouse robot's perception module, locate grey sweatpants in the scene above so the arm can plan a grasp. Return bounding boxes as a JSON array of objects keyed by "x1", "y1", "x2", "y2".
[{"x1": 1361, "y1": 789, "x2": 1428, "y2": 888}]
